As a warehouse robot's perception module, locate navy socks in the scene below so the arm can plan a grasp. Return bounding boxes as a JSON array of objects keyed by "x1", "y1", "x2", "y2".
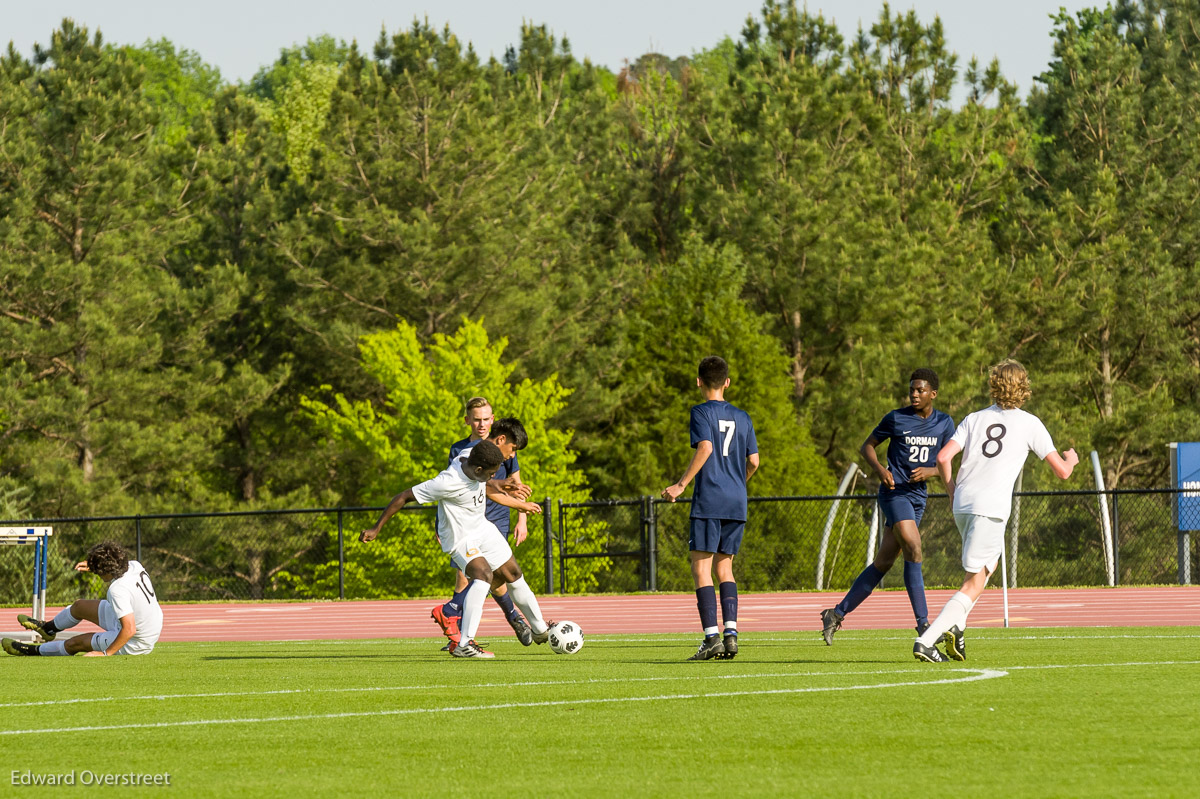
[
  {"x1": 903, "y1": 560, "x2": 929, "y2": 627},
  {"x1": 835, "y1": 564, "x2": 886, "y2": 616}
]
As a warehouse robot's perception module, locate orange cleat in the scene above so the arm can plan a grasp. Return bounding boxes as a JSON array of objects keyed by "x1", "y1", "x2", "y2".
[{"x1": 431, "y1": 604, "x2": 461, "y2": 640}]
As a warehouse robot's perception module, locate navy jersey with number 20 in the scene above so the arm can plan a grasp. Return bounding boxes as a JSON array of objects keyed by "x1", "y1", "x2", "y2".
[{"x1": 689, "y1": 400, "x2": 758, "y2": 521}]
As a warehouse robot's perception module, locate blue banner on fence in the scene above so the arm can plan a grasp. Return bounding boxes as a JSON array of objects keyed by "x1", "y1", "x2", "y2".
[{"x1": 1174, "y1": 442, "x2": 1200, "y2": 531}]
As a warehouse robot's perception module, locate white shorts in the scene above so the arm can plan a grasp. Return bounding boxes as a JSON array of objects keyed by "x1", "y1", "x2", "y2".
[
  {"x1": 92, "y1": 600, "x2": 156, "y2": 656},
  {"x1": 443, "y1": 523, "x2": 514, "y2": 573},
  {"x1": 954, "y1": 513, "x2": 1007, "y2": 574}
]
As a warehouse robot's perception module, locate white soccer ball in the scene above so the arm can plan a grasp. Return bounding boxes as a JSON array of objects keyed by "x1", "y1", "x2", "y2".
[{"x1": 548, "y1": 620, "x2": 584, "y2": 655}]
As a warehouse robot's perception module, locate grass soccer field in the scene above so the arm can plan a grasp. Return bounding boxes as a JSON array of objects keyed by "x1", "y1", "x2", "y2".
[{"x1": 2, "y1": 628, "x2": 1197, "y2": 798}]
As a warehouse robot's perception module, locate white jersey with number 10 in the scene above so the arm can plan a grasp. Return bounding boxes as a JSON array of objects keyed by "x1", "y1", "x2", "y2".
[{"x1": 949, "y1": 404, "x2": 1057, "y2": 522}]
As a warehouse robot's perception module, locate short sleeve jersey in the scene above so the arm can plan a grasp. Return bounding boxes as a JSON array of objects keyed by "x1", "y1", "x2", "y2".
[
  {"x1": 449, "y1": 437, "x2": 519, "y2": 533},
  {"x1": 951, "y1": 404, "x2": 1056, "y2": 521},
  {"x1": 412, "y1": 459, "x2": 488, "y2": 552},
  {"x1": 106, "y1": 560, "x2": 164, "y2": 644},
  {"x1": 689, "y1": 400, "x2": 758, "y2": 521},
  {"x1": 870, "y1": 407, "x2": 956, "y2": 496}
]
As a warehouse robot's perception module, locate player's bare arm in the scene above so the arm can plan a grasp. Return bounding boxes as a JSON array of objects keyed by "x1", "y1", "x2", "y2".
[
  {"x1": 490, "y1": 475, "x2": 532, "y2": 501},
  {"x1": 510, "y1": 469, "x2": 529, "y2": 545},
  {"x1": 484, "y1": 485, "x2": 542, "y2": 514},
  {"x1": 745, "y1": 452, "x2": 760, "y2": 482},
  {"x1": 662, "y1": 440, "x2": 714, "y2": 501},
  {"x1": 935, "y1": 441, "x2": 961, "y2": 504},
  {"x1": 360, "y1": 488, "x2": 417, "y2": 542},
  {"x1": 83, "y1": 614, "x2": 136, "y2": 657},
  {"x1": 860, "y1": 435, "x2": 894, "y2": 489},
  {"x1": 1045, "y1": 448, "x2": 1079, "y2": 479}
]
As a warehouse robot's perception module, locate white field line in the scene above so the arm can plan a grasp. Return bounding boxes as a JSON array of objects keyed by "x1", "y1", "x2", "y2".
[{"x1": 0, "y1": 669, "x2": 1008, "y2": 736}]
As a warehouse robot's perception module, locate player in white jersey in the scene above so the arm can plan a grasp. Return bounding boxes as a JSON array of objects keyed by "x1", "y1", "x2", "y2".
[
  {"x1": 360, "y1": 439, "x2": 551, "y2": 659},
  {"x1": 4, "y1": 541, "x2": 163, "y2": 657},
  {"x1": 913, "y1": 359, "x2": 1078, "y2": 662}
]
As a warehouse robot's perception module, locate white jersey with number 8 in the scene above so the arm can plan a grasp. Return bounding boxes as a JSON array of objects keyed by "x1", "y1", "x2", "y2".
[{"x1": 950, "y1": 404, "x2": 1057, "y2": 522}]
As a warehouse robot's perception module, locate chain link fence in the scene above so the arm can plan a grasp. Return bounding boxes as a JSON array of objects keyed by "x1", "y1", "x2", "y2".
[{"x1": 1, "y1": 489, "x2": 1197, "y2": 606}]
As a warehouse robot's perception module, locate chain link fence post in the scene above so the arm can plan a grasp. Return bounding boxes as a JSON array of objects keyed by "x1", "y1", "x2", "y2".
[
  {"x1": 543, "y1": 498, "x2": 554, "y2": 594},
  {"x1": 337, "y1": 508, "x2": 345, "y2": 600}
]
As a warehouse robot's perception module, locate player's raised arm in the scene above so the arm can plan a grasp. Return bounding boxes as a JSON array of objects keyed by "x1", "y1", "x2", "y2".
[
  {"x1": 484, "y1": 484, "x2": 542, "y2": 514},
  {"x1": 360, "y1": 488, "x2": 417, "y2": 542},
  {"x1": 1044, "y1": 447, "x2": 1079, "y2": 480}
]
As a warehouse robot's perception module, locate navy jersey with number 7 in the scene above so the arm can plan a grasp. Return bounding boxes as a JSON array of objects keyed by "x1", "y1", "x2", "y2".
[{"x1": 689, "y1": 400, "x2": 758, "y2": 521}]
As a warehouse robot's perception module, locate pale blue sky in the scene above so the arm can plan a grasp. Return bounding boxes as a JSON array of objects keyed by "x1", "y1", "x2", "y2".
[{"x1": 7, "y1": 1, "x2": 1092, "y2": 97}]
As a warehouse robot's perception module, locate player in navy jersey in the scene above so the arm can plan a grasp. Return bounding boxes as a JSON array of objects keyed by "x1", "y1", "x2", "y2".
[
  {"x1": 820, "y1": 368, "x2": 955, "y2": 645},
  {"x1": 430, "y1": 400, "x2": 534, "y2": 648},
  {"x1": 662, "y1": 356, "x2": 759, "y2": 661}
]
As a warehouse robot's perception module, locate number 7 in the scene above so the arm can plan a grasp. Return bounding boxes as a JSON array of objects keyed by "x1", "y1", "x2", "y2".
[{"x1": 718, "y1": 420, "x2": 736, "y2": 457}]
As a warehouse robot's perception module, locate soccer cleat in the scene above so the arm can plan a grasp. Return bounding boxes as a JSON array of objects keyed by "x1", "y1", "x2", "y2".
[
  {"x1": 688, "y1": 636, "x2": 726, "y2": 661},
  {"x1": 17, "y1": 614, "x2": 55, "y2": 642},
  {"x1": 719, "y1": 633, "x2": 739, "y2": 660},
  {"x1": 450, "y1": 639, "x2": 495, "y2": 659},
  {"x1": 916, "y1": 620, "x2": 930, "y2": 637},
  {"x1": 819, "y1": 608, "x2": 844, "y2": 646},
  {"x1": 508, "y1": 614, "x2": 534, "y2": 646},
  {"x1": 531, "y1": 622, "x2": 553, "y2": 645},
  {"x1": 2, "y1": 638, "x2": 39, "y2": 657},
  {"x1": 913, "y1": 641, "x2": 947, "y2": 663},
  {"x1": 942, "y1": 626, "x2": 966, "y2": 661},
  {"x1": 430, "y1": 604, "x2": 461, "y2": 640}
]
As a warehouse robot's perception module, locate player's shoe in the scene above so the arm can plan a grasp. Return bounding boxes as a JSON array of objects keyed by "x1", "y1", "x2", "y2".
[
  {"x1": 719, "y1": 633, "x2": 739, "y2": 660},
  {"x1": 913, "y1": 641, "x2": 947, "y2": 663},
  {"x1": 688, "y1": 635, "x2": 726, "y2": 661},
  {"x1": 2, "y1": 638, "x2": 39, "y2": 656},
  {"x1": 508, "y1": 614, "x2": 534, "y2": 646},
  {"x1": 532, "y1": 622, "x2": 554, "y2": 645},
  {"x1": 916, "y1": 620, "x2": 930, "y2": 637},
  {"x1": 450, "y1": 639, "x2": 495, "y2": 659},
  {"x1": 17, "y1": 614, "x2": 56, "y2": 642},
  {"x1": 942, "y1": 626, "x2": 966, "y2": 661},
  {"x1": 430, "y1": 605, "x2": 461, "y2": 640},
  {"x1": 819, "y1": 608, "x2": 843, "y2": 646}
]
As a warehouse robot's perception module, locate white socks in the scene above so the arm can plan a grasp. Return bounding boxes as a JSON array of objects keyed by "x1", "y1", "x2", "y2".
[
  {"x1": 39, "y1": 640, "x2": 70, "y2": 656},
  {"x1": 917, "y1": 591, "x2": 973, "y2": 647},
  {"x1": 507, "y1": 576, "x2": 548, "y2": 635},
  {"x1": 52, "y1": 607, "x2": 80, "y2": 631},
  {"x1": 458, "y1": 580, "x2": 491, "y2": 641}
]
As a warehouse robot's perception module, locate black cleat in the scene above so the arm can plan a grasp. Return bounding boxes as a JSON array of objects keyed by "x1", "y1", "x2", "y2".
[
  {"x1": 688, "y1": 636, "x2": 725, "y2": 661},
  {"x1": 942, "y1": 626, "x2": 966, "y2": 661},
  {"x1": 719, "y1": 634, "x2": 738, "y2": 659},
  {"x1": 913, "y1": 641, "x2": 947, "y2": 663},
  {"x1": 508, "y1": 614, "x2": 534, "y2": 646},
  {"x1": 17, "y1": 614, "x2": 55, "y2": 642},
  {"x1": 820, "y1": 608, "x2": 843, "y2": 646},
  {"x1": 916, "y1": 620, "x2": 930, "y2": 637},
  {"x1": 2, "y1": 638, "x2": 40, "y2": 657}
]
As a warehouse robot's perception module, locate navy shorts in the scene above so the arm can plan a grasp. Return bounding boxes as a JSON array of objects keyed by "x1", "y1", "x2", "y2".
[
  {"x1": 689, "y1": 518, "x2": 746, "y2": 555},
  {"x1": 878, "y1": 490, "x2": 926, "y2": 528}
]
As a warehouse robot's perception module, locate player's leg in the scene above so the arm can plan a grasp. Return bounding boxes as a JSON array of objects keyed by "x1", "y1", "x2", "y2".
[
  {"x1": 688, "y1": 518, "x2": 725, "y2": 661},
  {"x1": 39, "y1": 600, "x2": 118, "y2": 656},
  {"x1": 452, "y1": 554, "x2": 495, "y2": 658},
  {"x1": 494, "y1": 557, "x2": 548, "y2": 644},
  {"x1": 19, "y1": 598, "x2": 102, "y2": 642},
  {"x1": 714, "y1": 519, "x2": 744, "y2": 658},
  {"x1": 821, "y1": 502, "x2": 901, "y2": 644},
  {"x1": 432, "y1": 569, "x2": 469, "y2": 649},
  {"x1": 916, "y1": 514, "x2": 1002, "y2": 662},
  {"x1": 487, "y1": 529, "x2": 530, "y2": 642},
  {"x1": 893, "y1": 493, "x2": 930, "y2": 634}
]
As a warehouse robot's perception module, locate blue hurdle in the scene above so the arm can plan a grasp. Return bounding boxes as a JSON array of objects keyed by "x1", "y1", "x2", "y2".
[{"x1": 1, "y1": 527, "x2": 54, "y2": 622}]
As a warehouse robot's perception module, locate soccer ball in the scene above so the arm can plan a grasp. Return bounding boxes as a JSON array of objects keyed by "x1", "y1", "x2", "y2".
[{"x1": 548, "y1": 621, "x2": 584, "y2": 654}]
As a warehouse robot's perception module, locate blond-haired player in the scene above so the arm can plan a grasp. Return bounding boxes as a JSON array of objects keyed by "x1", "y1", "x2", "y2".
[{"x1": 914, "y1": 359, "x2": 1078, "y2": 662}]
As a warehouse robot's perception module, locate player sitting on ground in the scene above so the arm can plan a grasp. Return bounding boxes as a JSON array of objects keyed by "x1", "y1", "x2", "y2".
[
  {"x1": 431, "y1": 410, "x2": 535, "y2": 649},
  {"x1": 821, "y1": 368, "x2": 955, "y2": 644},
  {"x1": 4, "y1": 541, "x2": 163, "y2": 657},
  {"x1": 914, "y1": 359, "x2": 1078, "y2": 663},
  {"x1": 360, "y1": 439, "x2": 551, "y2": 659}
]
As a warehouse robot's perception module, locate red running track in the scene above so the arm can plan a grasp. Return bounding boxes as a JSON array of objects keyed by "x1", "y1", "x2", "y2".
[{"x1": 9, "y1": 587, "x2": 1197, "y2": 643}]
